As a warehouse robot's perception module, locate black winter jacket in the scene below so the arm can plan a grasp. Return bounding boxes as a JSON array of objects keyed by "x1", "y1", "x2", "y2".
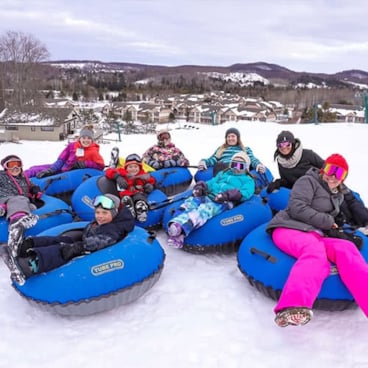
[{"x1": 82, "y1": 206, "x2": 135, "y2": 252}]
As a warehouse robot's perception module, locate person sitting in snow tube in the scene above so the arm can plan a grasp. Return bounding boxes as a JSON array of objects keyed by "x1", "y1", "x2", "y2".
[
  {"x1": 24, "y1": 125, "x2": 105, "y2": 178},
  {"x1": 266, "y1": 130, "x2": 324, "y2": 193},
  {"x1": 142, "y1": 129, "x2": 190, "y2": 170},
  {"x1": 166, "y1": 152, "x2": 255, "y2": 248},
  {"x1": 196, "y1": 127, "x2": 266, "y2": 180},
  {"x1": 105, "y1": 153, "x2": 156, "y2": 223},
  {"x1": 266, "y1": 153, "x2": 368, "y2": 328},
  {"x1": 0, "y1": 154, "x2": 41, "y2": 245},
  {"x1": 262, "y1": 130, "x2": 368, "y2": 217},
  {"x1": 3, "y1": 194, "x2": 135, "y2": 286}
]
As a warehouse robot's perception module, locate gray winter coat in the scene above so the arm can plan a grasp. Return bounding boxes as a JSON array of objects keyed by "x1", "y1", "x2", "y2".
[{"x1": 267, "y1": 167, "x2": 344, "y2": 233}]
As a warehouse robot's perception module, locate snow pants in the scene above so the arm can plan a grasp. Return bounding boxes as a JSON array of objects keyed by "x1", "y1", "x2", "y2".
[
  {"x1": 272, "y1": 228, "x2": 368, "y2": 317},
  {"x1": 1, "y1": 195, "x2": 35, "y2": 220},
  {"x1": 29, "y1": 235, "x2": 74, "y2": 274},
  {"x1": 169, "y1": 196, "x2": 227, "y2": 236}
]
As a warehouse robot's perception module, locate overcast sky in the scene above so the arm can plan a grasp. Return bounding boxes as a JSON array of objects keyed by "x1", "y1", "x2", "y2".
[{"x1": 1, "y1": 0, "x2": 367, "y2": 74}]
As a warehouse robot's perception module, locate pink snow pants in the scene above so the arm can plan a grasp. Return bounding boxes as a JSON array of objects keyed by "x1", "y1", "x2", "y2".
[{"x1": 272, "y1": 228, "x2": 368, "y2": 317}]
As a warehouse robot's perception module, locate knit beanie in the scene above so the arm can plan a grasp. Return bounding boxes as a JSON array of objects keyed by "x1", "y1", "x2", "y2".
[
  {"x1": 79, "y1": 128, "x2": 94, "y2": 140},
  {"x1": 157, "y1": 129, "x2": 171, "y2": 140},
  {"x1": 324, "y1": 153, "x2": 349, "y2": 172},
  {"x1": 276, "y1": 130, "x2": 296, "y2": 145},
  {"x1": 230, "y1": 151, "x2": 251, "y2": 169},
  {"x1": 124, "y1": 153, "x2": 142, "y2": 169},
  {"x1": 225, "y1": 127, "x2": 240, "y2": 140},
  {"x1": 1, "y1": 154, "x2": 22, "y2": 169},
  {"x1": 102, "y1": 193, "x2": 120, "y2": 218}
]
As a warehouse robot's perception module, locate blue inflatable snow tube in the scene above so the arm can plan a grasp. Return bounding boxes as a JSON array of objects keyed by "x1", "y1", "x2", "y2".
[
  {"x1": 71, "y1": 175, "x2": 168, "y2": 228},
  {"x1": 150, "y1": 167, "x2": 193, "y2": 196},
  {"x1": 163, "y1": 193, "x2": 273, "y2": 254},
  {"x1": 31, "y1": 168, "x2": 102, "y2": 202},
  {"x1": 260, "y1": 187, "x2": 366, "y2": 214},
  {"x1": 237, "y1": 222, "x2": 368, "y2": 311},
  {"x1": 0, "y1": 195, "x2": 73, "y2": 242},
  {"x1": 12, "y1": 222, "x2": 166, "y2": 316},
  {"x1": 259, "y1": 187, "x2": 291, "y2": 213}
]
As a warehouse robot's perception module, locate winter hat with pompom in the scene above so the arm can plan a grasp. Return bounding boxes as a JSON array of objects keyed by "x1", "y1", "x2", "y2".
[{"x1": 79, "y1": 128, "x2": 94, "y2": 140}]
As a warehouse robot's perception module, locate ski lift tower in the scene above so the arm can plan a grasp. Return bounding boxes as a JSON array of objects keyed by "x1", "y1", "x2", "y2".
[
  {"x1": 364, "y1": 93, "x2": 368, "y2": 124},
  {"x1": 313, "y1": 102, "x2": 319, "y2": 125}
]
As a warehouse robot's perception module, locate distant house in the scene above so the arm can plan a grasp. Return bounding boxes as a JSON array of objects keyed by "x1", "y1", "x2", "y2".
[
  {"x1": 328, "y1": 104, "x2": 365, "y2": 123},
  {"x1": 0, "y1": 107, "x2": 82, "y2": 142}
]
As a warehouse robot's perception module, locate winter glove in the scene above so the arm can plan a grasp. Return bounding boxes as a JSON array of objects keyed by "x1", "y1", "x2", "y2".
[
  {"x1": 30, "y1": 185, "x2": 43, "y2": 200},
  {"x1": 324, "y1": 228, "x2": 363, "y2": 251},
  {"x1": 0, "y1": 204, "x2": 6, "y2": 217},
  {"x1": 114, "y1": 175, "x2": 128, "y2": 190},
  {"x1": 256, "y1": 164, "x2": 266, "y2": 174},
  {"x1": 30, "y1": 185, "x2": 41, "y2": 195},
  {"x1": 198, "y1": 160, "x2": 207, "y2": 170},
  {"x1": 71, "y1": 161, "x2": 86, "y2": 169},
  {"x1": 266, "y1": 179, "x2": 282, "y2": 193},
  {"x1": 143, "y1": 183, "x2": 154, "y2": 193},
  {"x1": 149, "y1": 160, "x2": 161, "y2": 170},
  {"x1": 36, "y1": 168, "x2": 56, "y2": 178},
  {"x1": 193, "y1": 181, "x2": 208, "y2": 197},
  {"x1": 215, "y1": 189, "x2": 242, "y2": 203},
  {"x1": 60, "y1": 241, "x2": 85, "y2": 262},
  {"x1": 164, "y1": 159, "x2": 176, "y2": 168}
]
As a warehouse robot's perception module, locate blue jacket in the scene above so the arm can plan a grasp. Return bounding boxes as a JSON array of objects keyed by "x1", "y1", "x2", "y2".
[
  {"x1": 202, "y1": 145, "x2": 261, "y2": 170},
  {"x1": 206, "y1": 168, "x2": 255, "y2": 202}
]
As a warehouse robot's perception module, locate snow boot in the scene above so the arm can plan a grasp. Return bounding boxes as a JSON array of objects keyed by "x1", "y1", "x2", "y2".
[
  {"x1": 2, "y1": 246, "x2": 27, "y2": 285},
  {"x1": 121, "y1": 196, "x2": 136, "y2": 218},
  {"x1": 8, "y1": 214, "x2": 38, "y2": 257},
  {"x1": 135, "y1": 200, "x2": 148, "y2": 223},
  {"x1": 274, "y1": 307, "x2": 313, "y2": 327},
  {"x1": 109, "y1": 146, "x2": 120, "y2": 168}
]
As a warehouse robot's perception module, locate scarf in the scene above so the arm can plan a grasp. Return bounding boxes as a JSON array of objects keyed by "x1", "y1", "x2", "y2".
[{"x1": 276, "y1": 142, "x2": 303, "y2": 169}]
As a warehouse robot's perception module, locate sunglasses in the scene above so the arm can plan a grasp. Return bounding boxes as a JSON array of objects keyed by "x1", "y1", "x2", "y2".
[
  {"x1": 277, "y1": 142, "x2": 292, "y2": 149},
  {"x1": 322, "y1": 163, "x2": 348, "y2": 181},
  {"x1": 230, "y1": 161, "x2": 247, "y2": 171},
  {"x1": 93, "y1": 195, "x2": 117, "y2": 210},
  {"x1": 158, "y1": 134, "x2": 170, "y2": 140},
  {"x1": 4, "y1": 160, "x2": 22, "y2": 169}
]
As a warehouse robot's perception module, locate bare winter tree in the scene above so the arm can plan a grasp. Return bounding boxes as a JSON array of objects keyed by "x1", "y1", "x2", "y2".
[{"x1": 0, "y1": 30, "x2": 50, "y2": 108}]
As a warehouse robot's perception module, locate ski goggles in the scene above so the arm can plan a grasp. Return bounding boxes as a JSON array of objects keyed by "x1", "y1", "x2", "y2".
[
  {"x1": 126, "y1": 153, "x2": 141, "y2": 162},
  {"x1": 277, "y1": 141, "x2": 292, "y2": 149},
  {"x1": 230, "y1": 161, "x2": 248, "y2": 171},
  {"x1": 93, "y1": 195, "x2": 117, "y2": 210},
  {"x1": 4, "y1": 159, "x2": 22, "y2": 169},
  {"x1": 322, "y1": 163, "x2": 348, "y2": 181}
]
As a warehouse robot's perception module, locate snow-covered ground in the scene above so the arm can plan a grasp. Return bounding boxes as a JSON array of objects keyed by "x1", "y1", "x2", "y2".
[{"x1": 1, "y1": 121, "x2": 368, "y2": 368}]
